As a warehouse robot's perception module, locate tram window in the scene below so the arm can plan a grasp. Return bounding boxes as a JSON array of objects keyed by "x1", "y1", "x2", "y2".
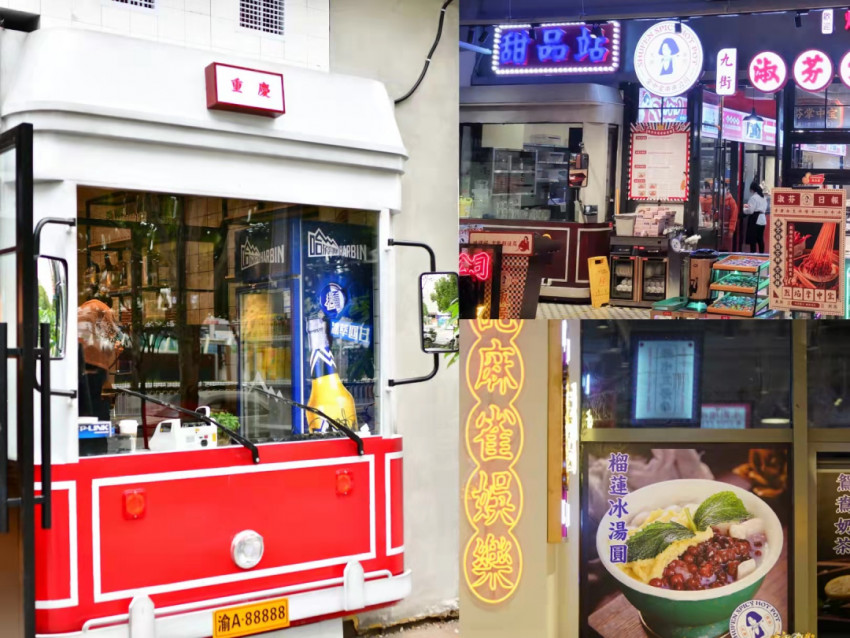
[
  {"x1": 580, "y1": 321, "x2": 792, "y2": 429},
  {"x1": 76, "y1": 187, "x2": 380, "y2": 454}
]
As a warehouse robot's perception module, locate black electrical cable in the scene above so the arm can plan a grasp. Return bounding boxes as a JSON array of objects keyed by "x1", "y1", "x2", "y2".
[{"x1": 395, "y1": 0, "x2": 455, "y2": 105}]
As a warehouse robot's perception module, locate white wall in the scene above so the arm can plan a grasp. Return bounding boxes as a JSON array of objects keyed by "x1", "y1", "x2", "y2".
[
  {"x1": 0, "y1": 0, "x2": 328, "y2": 69},
  {"x1": 330, "y1": 0, "x2": 460, "y2": 627}
]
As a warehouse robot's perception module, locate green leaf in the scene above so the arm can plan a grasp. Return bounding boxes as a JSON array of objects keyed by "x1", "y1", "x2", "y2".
[
  {"x1": 625, "y1": 522, "x2": 696, "y2": 561},
  {"x1": 692, "y1": 491, "x2": 751, "y2": 531},
  {"x1": 683, "y1": 506, "x2": 696, "y2": 533}
]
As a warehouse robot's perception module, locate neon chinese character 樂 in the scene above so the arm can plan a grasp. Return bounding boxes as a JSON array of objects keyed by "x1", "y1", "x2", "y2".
[{"x1": 470, "y1": 533, "x2": 516, "y2": 591}]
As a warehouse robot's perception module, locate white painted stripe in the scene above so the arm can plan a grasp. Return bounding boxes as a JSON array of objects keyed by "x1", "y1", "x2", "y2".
[
  {"x1": 384, "y1": 452, "x2": 404, "y2": 556},
  {"x1": 35, "y1": 481, "x2": 78, "y2": 609},
  {"x1": 92, "y1": 455, "x2": 376, "y2": 603}
]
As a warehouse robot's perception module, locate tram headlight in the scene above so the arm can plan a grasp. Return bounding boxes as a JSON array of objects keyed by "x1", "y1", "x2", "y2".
[{"x1": 231, "y1": 530, "x2": 264, "y2": 569}]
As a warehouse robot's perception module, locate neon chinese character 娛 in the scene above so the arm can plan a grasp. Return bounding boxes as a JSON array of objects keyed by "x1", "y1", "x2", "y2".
[
  {"x1": 610, "y1": 545, "x2": 628, "y2": 564},
  {"x1": 470, "y1": 533, "x2": 516, "y2": 592},
  {"x1": 474, "y1": 339, "x2": 520, "y2": 396},
  {"x1": 608, "y1": 520, "x2": 628, "y2": 542},
  {"x1": 537, "y1": 27, "x2": 569, "y2": 63},
  {"x1": 608, "y1": 497, "x2": 629, "y2": 518},
  {"x1": 258, "y1": 82, "x2": 271, "y2": 98},
  {"x1": 609, "y1": 474, "x2": 629, "y2": 497},
  {"x1": 471, "y1": 470, "x2": 518, "y2": 526},
  {"x1": 608, "y1": 452, "x2": 629, "y2": 473},
  {"x1": 231, "y1": 78, "x2": 243, "y2": 93},
  {"x1": 574, "y1": 26, "x2": 609, "y2": 63},
  {"x1": 473, "y1": 405, "x2": 517, "y2": 462},
  {"x1": 500, "y1": 30, "x2": 532, "y2": 66}
]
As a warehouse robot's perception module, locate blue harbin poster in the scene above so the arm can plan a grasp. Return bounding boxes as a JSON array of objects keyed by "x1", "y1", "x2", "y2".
[{"x1": 299, "y1": 220, "x2": 377, "y2": 432}]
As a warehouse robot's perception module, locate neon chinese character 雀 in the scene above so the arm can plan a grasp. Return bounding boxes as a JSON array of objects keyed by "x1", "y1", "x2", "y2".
[{"x1": 537, "y1": 28, "x2": 569, "y2": 63}]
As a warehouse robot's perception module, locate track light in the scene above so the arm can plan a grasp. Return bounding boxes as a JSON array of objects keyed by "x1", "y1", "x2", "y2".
[
  {"x1": 675, "y1": 20, "x2": 682, "y2": 33},
  {"x1": 795, "y1": 11, "x2": 803, "y2": 28}
]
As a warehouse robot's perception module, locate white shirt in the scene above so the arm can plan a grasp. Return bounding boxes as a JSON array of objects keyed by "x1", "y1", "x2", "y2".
[{"x1": 746, "y1": 193, "x2": 767, "y2": 225}]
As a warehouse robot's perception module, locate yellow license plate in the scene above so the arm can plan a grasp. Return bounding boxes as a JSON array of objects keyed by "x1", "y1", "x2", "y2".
[{"x1": 212, "y1": 597, "x2": 289, "y2": 638}]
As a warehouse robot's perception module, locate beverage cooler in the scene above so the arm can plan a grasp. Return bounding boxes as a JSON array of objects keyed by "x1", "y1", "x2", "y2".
[{"x1": 609, "y1": 237, "x2": 669, "y2": 308}]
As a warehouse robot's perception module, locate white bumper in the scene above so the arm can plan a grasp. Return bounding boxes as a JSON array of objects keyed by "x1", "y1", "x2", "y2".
[{"x1": 37, "y1": 569, "x2": 411, "y2": 638}]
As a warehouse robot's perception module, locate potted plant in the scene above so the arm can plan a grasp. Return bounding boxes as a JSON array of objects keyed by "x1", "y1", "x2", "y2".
[{"x1": 211, "y1": 411, "x2": 240, "y2": 445}]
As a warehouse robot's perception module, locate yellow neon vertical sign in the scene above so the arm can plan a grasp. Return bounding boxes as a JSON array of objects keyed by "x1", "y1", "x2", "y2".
[{"x1": 463, "y1": 319, "x2": 525, "y2": 604}]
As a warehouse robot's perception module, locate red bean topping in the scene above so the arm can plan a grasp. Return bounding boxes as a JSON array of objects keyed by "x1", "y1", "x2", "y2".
[{"x1": 649, "y1": 533, "x2": 754, "y2": 591}]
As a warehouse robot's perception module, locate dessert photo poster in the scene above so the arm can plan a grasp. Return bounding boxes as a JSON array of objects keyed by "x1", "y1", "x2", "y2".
[{"x1": 581, "y1": 444, "x2": 791, "y2": 638}]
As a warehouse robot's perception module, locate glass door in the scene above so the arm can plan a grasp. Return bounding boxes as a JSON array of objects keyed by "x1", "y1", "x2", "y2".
[{"x1": 0, "y1": 123, "x2": 35, "y2": 638}]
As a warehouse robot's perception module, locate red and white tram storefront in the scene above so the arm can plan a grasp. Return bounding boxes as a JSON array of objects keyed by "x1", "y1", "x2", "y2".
[{"x1": 0, "y1": 27, "x2": 428, "y2": 638}]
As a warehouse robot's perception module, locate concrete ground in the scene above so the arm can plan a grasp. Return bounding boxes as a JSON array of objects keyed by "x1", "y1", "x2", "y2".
[{"x1": 372, "y1": 620, "x2": 459, "y2": 637}]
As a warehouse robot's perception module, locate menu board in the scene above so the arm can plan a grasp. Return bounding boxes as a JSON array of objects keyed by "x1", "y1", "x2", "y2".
[
  {"x1": 628, "y1": 123, "x2": 690, "y2": 202},
  {"x1": 631, "y1": 335, "x2": 700, "y2": 425},
  {"x1": 817, "y1": 462, "x2": 850, "y2": 635},
  {"x1": 769, "y1": 188, "x2": 846, "y2": 315},
  {"x1": 581, "y1": 444, "x2": 791, "y2": 638}
]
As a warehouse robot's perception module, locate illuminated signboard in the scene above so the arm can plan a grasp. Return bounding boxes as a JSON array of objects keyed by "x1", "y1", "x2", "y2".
[
  {"x1": 492, "y1": 22, "x2": 621, "y2": 75},
  {"x1": 793, "y1": 49, "x2": 834, "y2": 92},
  {"x1": 634, "y1": 21, "x2": 704, "y2": 97},
  {"x1": 464, "y1": 319, "x2": 525, "y2": 604},
  {"x1": 460, "y1": 251, "x2": 493, "y2": 282},
  {"x1": 749, "y1": 51, "x2": 788, "y2": 94},
  {"x1": 716, "y1": 48, "x2": 737, "y2": 96}
]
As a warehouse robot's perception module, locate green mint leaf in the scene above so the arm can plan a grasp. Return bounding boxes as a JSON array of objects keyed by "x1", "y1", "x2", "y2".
[
  {"x1": 692, "y1": 491, "x2": 751, "y2": 531},
  {"x1": 625, "y1": 522, "x2": 696, "y2": 561}
]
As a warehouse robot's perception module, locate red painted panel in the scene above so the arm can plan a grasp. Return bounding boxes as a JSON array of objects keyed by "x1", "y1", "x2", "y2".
[
  {"x1": 97, "y1": 459, "x2": 373, "y2": 594},
  {"x1": 390, "y1": 458, "x2": 403, "y2": 550},
  {"x1": 35, "y1": 487, "x2": 73, "y2": 603}
]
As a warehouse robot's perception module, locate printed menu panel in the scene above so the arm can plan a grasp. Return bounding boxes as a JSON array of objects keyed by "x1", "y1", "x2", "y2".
[
  {"x1": 769, "y1": 188, "x2": 846, "y2": 315},
  {"x1": 581, "y1": 444, "x2": 791, "y2": 638},
  {"x1": 629, "y1": 123, "x2": 690, "y2": 202},
  {"x1": 817, "y1": 461, "x2": 850, "y2": 637}
]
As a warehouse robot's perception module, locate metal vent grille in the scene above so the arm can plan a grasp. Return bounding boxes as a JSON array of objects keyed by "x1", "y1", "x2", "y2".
[
  {"x1": 240, "y1": 0, "x2": 285, "y2": 36},
  {"x1": 113, "y1": 0, "x2": 155, "y2": 9}
]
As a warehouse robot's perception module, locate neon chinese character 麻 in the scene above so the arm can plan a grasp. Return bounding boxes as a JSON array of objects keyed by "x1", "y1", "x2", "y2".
[{"x1": 474, "y1": 339, "x2": 520, "y2": 396}]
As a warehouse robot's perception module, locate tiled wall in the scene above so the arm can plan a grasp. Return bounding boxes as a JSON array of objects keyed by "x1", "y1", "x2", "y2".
[{"x1": 4, "y1": 0, "x2": 329, "y2": 70}]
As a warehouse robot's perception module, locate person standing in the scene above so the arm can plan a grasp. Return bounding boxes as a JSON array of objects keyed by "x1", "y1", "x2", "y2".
[
  {"x1": 743, "y1": 182, "x2": 768, "y2": 253},
  {"x1": 722, "y1": 189, "x2": 739, "y2": 252}
]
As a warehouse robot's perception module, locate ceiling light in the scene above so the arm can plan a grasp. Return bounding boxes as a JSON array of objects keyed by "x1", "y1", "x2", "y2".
[{"x1": 795, "y1": 12, "x2": 803, "y2": 28}]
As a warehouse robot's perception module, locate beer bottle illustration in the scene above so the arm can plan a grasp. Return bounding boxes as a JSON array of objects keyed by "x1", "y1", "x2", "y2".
[{"x1": 305, "y1": 317, "x2": 358, "y2": 433}]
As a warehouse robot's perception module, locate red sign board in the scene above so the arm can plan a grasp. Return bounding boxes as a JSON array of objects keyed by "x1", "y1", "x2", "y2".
[{"x1": 205, "y1": 62, "x2": 285, "y2": 118}]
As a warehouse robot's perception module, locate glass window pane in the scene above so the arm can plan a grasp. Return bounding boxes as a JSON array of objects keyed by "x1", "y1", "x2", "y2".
[
  {"x1": 792, "y1": 143, "x2": 849, "y2": 170},
  {"x1": 794, "y1": 89, "x2": 827, "y2": 129},
  {"x1": 806, "y1": 322, "x2": 850, "y2": 427},
  {"x1": 581, "y1": 320, "x2": 792, "y2": 428},
  {"x1": 76, "y1": 188, "x2": 379, "y2": 453}
]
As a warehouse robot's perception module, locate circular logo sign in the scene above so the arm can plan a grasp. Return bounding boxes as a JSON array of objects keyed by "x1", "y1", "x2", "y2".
[
  {"x1": 793, "y1": 49, "x2": 834, "y2": 92},
  {"x1": 729, "y1": 600, "x2": 782, "y2": 638},
  {"x1": 634, "y1": 21, "x2": 704, "y2": 97},
  {"x1": 319, "y1": 283, "x2": 346, "y2": 317},
  {"x1": 749, "y1": 51, "x2": 788, "y2": 93},
  {"x1": 840, "y1": 51, "x2": 850, "y2": 88}
]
